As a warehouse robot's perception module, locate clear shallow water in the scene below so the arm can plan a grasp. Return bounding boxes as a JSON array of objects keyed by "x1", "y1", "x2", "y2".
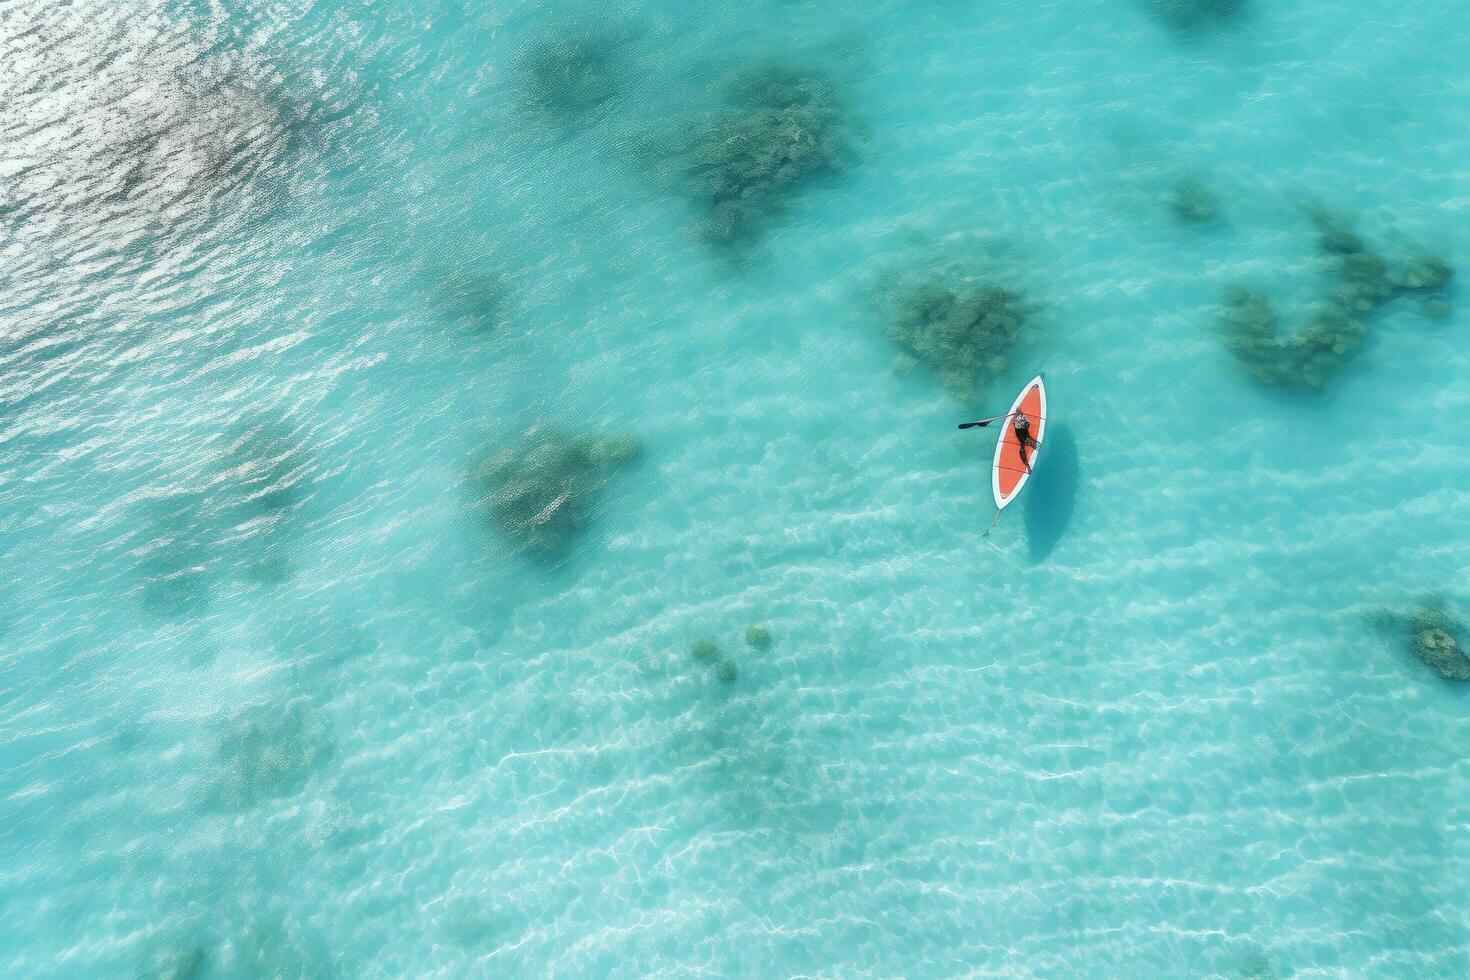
[{"x1": 1, "y1": 0, "x2": 1467, "y2": 975}]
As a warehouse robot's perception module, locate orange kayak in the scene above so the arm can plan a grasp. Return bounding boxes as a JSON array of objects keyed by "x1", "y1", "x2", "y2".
[{"x1": 992, "y1": 374, "x2": 1047, "y2": 511}]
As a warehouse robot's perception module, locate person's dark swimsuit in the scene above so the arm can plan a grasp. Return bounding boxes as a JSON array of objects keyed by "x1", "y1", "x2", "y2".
[{"x1": 1013, "y1": 413, "x2": 1039, "y2": 472}]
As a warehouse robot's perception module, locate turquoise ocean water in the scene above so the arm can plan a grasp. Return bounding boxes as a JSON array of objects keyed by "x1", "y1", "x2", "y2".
[{"x1": 2, "y1": 1, "x2": 1468, "y2": 975}]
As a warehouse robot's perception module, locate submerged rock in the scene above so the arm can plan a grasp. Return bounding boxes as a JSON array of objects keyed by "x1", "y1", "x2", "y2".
[
  {"x1": 1368, "y1": 596, "x2": 1470, "y2": 682},
  {"x1": 683, "y1": 64, "x2": 852, "y2": 246},
  {"x1": 477, "y1": 426, "x2": 641, "y2": 561},
  {"x1": 744, "y1": 625, "x2": 772, "y2": 650},
  {"x1": 1412, "y1": 627, "x2": 1469, "y2": 680},
  {"x1": 691, "y1": 638, "x2": 720, "y2": 662},
  {"x1": 1407, "y1": 599, "x2": 1470, "y2": 681}
]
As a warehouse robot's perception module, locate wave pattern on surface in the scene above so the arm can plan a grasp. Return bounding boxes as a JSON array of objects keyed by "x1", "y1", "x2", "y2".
[{"x1": 1, "y1": 0, "x2": 1468, "y2": 976}]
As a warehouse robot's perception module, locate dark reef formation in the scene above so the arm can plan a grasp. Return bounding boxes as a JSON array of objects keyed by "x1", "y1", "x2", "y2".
[
  {"x1": 1163, "y1": 176, "x2": 1220, "y2": 225},
  {"x1": 690, "y1": 635, "x2": 743, "y2": 684},
  {"x1": 1368, "y1": 596, "x2": 1470, "y2": 682},
  {"x1": 431, "y1": 265, "x2": 511, "y2": 335},
  {"x1": 139, "y1": 941, "x2": 209, "y2": 980},
  {"x1": 475, "y1": 426, "x2": 641, "y2": 561},
  {"x1": 209, "y1": 702, "x2": 332, "y2": 811},
  {"x1": 515, "y1": 24, "x2": 631, "y2": 123},
  {"x1": 877, "y1": 245, "x2": 1032, "y2": 402},
  {"x1": 1235, "y1": 948, "x2": 1277, "y2": 979},
  {"x1": 744, "y1": 625, "x2": 772, "y2": 650},
  {"x1": 1217, "y1": 209, "x2": 1454, "y2": 389},
  {"x1": 135, "y1": 492, "x2": 216, "y2": 617},
  {"x1": 1405, "y1": 598, "x2": 1470, "y2": 681},
  {"x1": 1217, "y1": 285, "x2": 1365, "y2": 390},
  {"x1": 222, "y1": 916, "x2": 335, "y2": 978},
  {"x1": 132, "y1": 417, "x2": 314, "y2": 614},
  {"x1": 1146, "y1": 0, "x2": 1248, "y2": 35},
  {"x1": 680, "y1": 64, "x2": 853, "y2": 247},
  {"x1": 220, "y1": 420, "x2": 312, "y2": 584}
]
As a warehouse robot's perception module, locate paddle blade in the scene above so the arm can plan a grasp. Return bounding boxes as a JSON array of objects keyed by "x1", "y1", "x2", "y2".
[{"x1": 957, "y1": 420, "x2": 992, "y2": 430}]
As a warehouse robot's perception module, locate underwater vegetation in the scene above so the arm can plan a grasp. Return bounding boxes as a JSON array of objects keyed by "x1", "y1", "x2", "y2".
[
  {"x1": 208, "y1": 701, "x2": 332, "y2": 811},
  {"x1": 672, "y1": 675, "x2": 842, "y2": 847},
  {"x1": 141, "y1": 919, "x2": 314, "y2": 980},
  {"x1": 1023, "y1": 422, "x2": 1078, "y2": 563},
  {"x1": 878, "y1": 248, "x2": 1032, "y2": 402},
  {"x1": 1217, "y1": 285, "x2": 1365, "y2": 389},
  {"x1": 438, "y1": 892, "x2": 532, "y2": 950},
  {"x1": 218, "y1": 420, "x2": 313, "y2": 584},
  {"x1": 1217, "y1": 209, "x2": 1454, "y2": 389},
  {"x1": 514, "y1": 23, "x2": 632, "y2": 123},
  {"x1": 475, "y1": 426, "x2": 641, "y2": 562},
  {"x1": 678, "y1": 63, "x2": 854, "y2": 247},
  {"x1": 134, "y1": 491, "x2": 216, "y2": 618},
  {"x1": 429, "y1": 265, "x2": 511, "y2": 335},
  {"x1": 1368, "y1": 596, "x2": 1470, "y2": 682},
  {"x1": 1235, "y1": 948, "x2": 1278, "y2": 978},
  {"x1": 213, "y1": 915, "x2": 335, "y2": 978},
  {"x1": 689, "y1": 635, "x2": 745, "y2": 683},
  {"x1": 744, "y1": 625, "x2": 772, "y2": 650},
  {"x1": 1163, "y1": 176, "x2": 1220, "y2": 226},
  {"x1": 131, "y1": 417, "x2": 314, "y2": 613}
]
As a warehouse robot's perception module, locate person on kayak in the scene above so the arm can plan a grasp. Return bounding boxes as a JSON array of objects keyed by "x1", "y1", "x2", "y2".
[{"x1": 1012, "y1": 411, "x2": 1039, "y2": 472}]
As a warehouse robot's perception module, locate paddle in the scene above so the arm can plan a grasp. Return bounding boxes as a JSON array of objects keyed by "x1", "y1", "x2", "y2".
[{"x1": 956, "y1": 413, "x2": 1010, "y2": 430}]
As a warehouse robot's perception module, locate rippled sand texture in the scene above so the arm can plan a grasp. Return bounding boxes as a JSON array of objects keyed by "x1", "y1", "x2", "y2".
[{"x1": 1, "y1": 0, "x2": 1467, "y2": 975}]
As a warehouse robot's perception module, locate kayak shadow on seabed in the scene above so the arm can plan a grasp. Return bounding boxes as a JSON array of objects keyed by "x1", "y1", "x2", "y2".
[{"x1": 1023, "y1": 422, "x2": 1078, "y2": 563}]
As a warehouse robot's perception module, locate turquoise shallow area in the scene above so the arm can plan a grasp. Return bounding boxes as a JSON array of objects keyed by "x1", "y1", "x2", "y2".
[{"x1": 2, "y1": 0, "x2": 1468, "y2": 975}]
